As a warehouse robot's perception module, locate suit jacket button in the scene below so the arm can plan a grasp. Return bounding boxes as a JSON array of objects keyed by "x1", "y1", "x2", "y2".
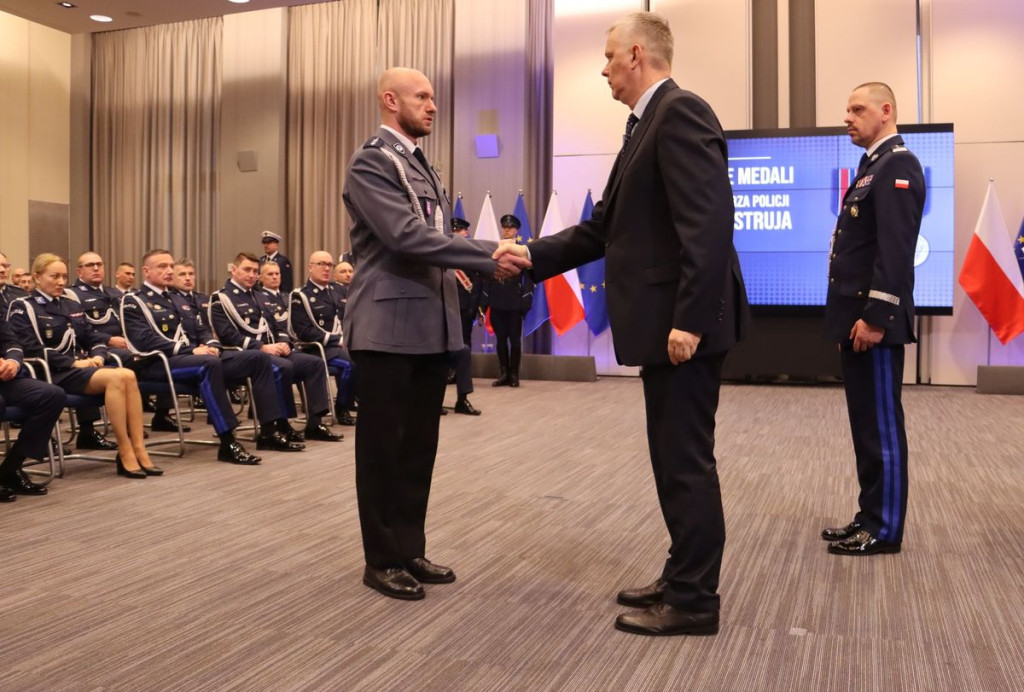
[{"x1": 857, "y1": 291, "x2": 864, "y2": 297}]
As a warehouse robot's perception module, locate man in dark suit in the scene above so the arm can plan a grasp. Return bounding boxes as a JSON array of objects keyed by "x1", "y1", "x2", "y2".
[
  {"x1": 342, "y1": 67, "x2": 516, "y2": 600},
  {"x1": 820, "y1": 83, "x2": 925, "y2": 557},
  {"x1": 259, "y1": 231, "x2": 294, "y2": 293},
  {"x1": 495, "y1": 12, "x2": 750, "y2": 636}
]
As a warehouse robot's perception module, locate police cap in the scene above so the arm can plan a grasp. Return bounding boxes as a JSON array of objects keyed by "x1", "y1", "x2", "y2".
[{"x1": 499, "y1": 214, "x2": 521, "y2": 229}]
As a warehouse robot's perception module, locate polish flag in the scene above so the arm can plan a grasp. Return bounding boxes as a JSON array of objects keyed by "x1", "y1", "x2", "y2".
[
  {"x1": 539, "y1": 192, "x2": 586, "y2": 336},
  {"x1": 958, "y1": 181, "x2": 1024, "y2": 344},
  {"x1": 473, "y1": 193, "x2": 501, "y2": 333}
]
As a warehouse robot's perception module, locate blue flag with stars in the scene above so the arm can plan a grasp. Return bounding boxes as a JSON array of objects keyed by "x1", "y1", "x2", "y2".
[
  {"x1": 1015, "y1": 215, "x2": 1024, "y2": 281},
  {"x1": 452, "y1": 195, "x2": 466, "y2": 228},
  {"x1": 575, "y1": 191, "x2": 609, "y2": 335},
  {"x1": 518, "y1": 193, "x2": 549, "y2": 336}
]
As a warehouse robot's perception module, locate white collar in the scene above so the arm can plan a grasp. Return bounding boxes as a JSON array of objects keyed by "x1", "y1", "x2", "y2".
[
  {"x1": 144, "y1": 281, "x2": 168, "y2": 295},
  {"x1": 865, "y1": 133, "x2": 900, "y2": 158},
  {"x1": 632, "y1": 77, "x2": 670, "y2": 121},
  {"x1": 381, "y1": 124, "x2": 419, "y2": 155}
]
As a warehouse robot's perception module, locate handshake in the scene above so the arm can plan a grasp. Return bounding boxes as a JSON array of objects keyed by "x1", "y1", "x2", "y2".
[{"x1": 491, "y1": 240, "x2": 532, "y2": 281}]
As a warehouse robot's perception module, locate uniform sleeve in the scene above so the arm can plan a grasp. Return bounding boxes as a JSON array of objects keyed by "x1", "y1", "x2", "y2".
[
  {"x1": 861, "y1": 154, "x2": 926, "y2": 329},
  {"x1": 209, "y1": 294, "x2": 258, "y2": 350}
]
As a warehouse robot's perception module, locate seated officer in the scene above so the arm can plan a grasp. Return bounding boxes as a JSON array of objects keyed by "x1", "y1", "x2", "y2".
[
  {"x1": 171, "y1": 258, "x2": 210, "y2": 315},
  {"x1": 0, "y1": 309, "x2": 65, "y2": 502},
  {"x1": 111, "y1": 262, "x2": 135, "y2": 297},
  {"x1": 290, "y1": 251, "x2": 356, "y2": 426},
  {"x1": 209, "y1": 253, "x2": 341, "y2": 442},
  {"x1": 65, "y1": 251, "x2": 185, "y2": 436},
  {"x1": 122, "y1": 249, "x2": 304, "y2": 463}
]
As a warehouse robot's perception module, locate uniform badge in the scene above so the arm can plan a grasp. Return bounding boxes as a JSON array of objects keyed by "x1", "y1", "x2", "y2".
[
  {"x1": 45, "y1": 328, "x2": 53, "y2": 339},
  {"x1": 318, "y1": 320, "x2": 325, "y2": 326},
  {"x1": 871, "y1": 153, "x2": 879, "y2": 162},
  {"x1": 162, "y1": 323, "x2": 169, "y2": 333},
  {"x1": 92, "y1": 309, "x2": 100, "y2": 318},
  {"x1": 233, "y1": 289, "x2": 239, "y2": 294},
  {"x1": 394, "y1": 143, "x2": 406, "y2": 154},
  {"x1": 851, "y1": 205, "x2": 859, "y2": 218}
]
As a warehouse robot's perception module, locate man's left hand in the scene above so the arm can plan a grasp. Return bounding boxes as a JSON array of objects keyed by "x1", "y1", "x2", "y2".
[
  {"x1": 0, "y1": 358, "x2": 19, "y2": 381},
  {"x1": 667, "y1": 329, "x2": 701, "y2": 365},
  {"x1": 849, "y1": 319, "x2": 884, "y2": 352}
]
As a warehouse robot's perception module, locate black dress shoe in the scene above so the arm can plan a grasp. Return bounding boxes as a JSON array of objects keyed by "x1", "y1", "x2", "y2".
[
  {"x1": 1, "y1": 470, "x2": 49, "y2": 495},
  {"x1": 304, "y1": 423, "x2": 343, "y2": 442},
  {"x1": 76, "y1": 428, "x2": 118, "y2": 450},
  {"x1": 218, "y1": 442, "x2": 261, "y2": 465},
  {"x1": 284, "y1": 428, "x2": 305, "y2": 443},
  {"x1": 115, "y1": 454, "x2": 147, "y2": 479},
  {"x1": 491, "y1": 372, "x2": 511, "y2": 387},
  {"x1": 616, "y1": 578, "x2": 667, "y2": 608},
  {"x1": 334, "y1": 409, "x2": 356, "y2": 426},
  {"x1": 615, "y1": 603, "x2": 719, "y2": 637},
  {"x1": 140, "y1": 463, "x2": 164, "y2": 476},
  {"x1": 192, "y1": 395, "x2": 206, "y2": 410},
  {"x1": 256, "y1": 431, "x2": 305, "y2": 452},
  {"x1": 509, "y1": 373, "x2": 520, "y2": 387},
  {"x1": 821, "y1": 521, "x2": 863, "y2": 541},
  {"x1": 363, "y1": 566, "x2": 425, "y2": 600},
  {"x1": 50, "y1": 439, "x2": 72, "y2": 457},
  {"x1": 405, "y1": 557, "x2": 456, "y2": 584},
  {"x1": 453, "y1": 398, "x2": 481, "y2": 416},
  {"x1": 446, "y1": 370, "x2": 457, "y2": 385},
  {"x1": 827, "y1": 529, "x2": 901, "y2": 556},
  {"x1": 151, "y1": 414, "x2": 190, "y2": 433},
  {"x1": 0, "y1": 487, "x2": 17, "y2": 502}
]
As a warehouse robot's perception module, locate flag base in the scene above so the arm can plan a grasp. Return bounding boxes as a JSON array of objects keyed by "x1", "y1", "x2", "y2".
[
  {"x1": 977, "y1": 366, "x2": 1024, "y2": 395},
  {"x1": 470, "y1": 353, "x2": 597, "y2": 383}
]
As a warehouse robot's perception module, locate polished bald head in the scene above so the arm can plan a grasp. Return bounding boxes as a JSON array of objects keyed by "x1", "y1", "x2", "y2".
[{"x1": 378, "y1": 67, "x2": 436, "y2": 142}]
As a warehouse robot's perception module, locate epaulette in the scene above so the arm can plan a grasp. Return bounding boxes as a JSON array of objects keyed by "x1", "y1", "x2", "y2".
[
  {"x1": 891, "y1": 145, "x2": 909, "y2": 153},
  {"x1": 364, "y1": 135, "x2": 409, "y2": 156}
]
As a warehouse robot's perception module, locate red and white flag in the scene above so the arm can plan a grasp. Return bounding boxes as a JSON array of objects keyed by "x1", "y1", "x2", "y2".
[
  {"x1": 958, "y1": 181, "x2": 1024, "y2": 344},
  {"x1": 539, "y1": 192, "x2": 586, "y2": 336}
]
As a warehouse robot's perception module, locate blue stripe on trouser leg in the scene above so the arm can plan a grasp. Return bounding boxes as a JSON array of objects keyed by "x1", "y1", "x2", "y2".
[
  {"x1": 328, "y1": 357, "x2": 353, "y2": 406},
  {"x1": 872, "y1": 348, "x2": 902, "y2": 542},
  {"x1": 882, "y1": 349, "x2": 902, "y2": 541},
  {"x1": 171, "y1": 365, "x2": 230, "y2": 435},
  {"x1": 270, "y1": 363, "x2": 291, "y2": 417}
]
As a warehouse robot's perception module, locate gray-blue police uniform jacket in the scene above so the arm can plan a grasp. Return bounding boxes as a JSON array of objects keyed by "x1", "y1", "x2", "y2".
[
  {"x1": 824, "y1": 135, "x2": 925, "y2": 345},
  {"x1": 121, "y1": 285, "x2": 221, "y2": 356},
  {"x1": 341, "y1": 128, "x2": 501, "y2": 354},
  {"x1": 64, "y1": 279, "x2": 124, "y2": 340},
  {"x1": 290, "y1": 280, "x2": 347, "y2": 348},
  {"x1": 7, "y1": 291, "x2": 109, "y2": 370},
  {"x1": 209, "y1": 280, "x2": 293, "y2": 349}
]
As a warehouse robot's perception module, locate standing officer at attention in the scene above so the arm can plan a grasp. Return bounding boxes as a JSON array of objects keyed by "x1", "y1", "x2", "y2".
[
  {"x1": 493, "y1": 12, "x2": 750, "y2": 636},
  {"x1": 259, "y1": 231, "x2": 294, "y2": 293},
  {"x1": 448, "y1": 216, "x2": 482, "y2": 415},
  {"x1": 290, "y1": 251, "x2": 356, "y2": 426},
  {"x1": 483, "y1": 214, "x2": 533, "y2": 388},
  {"x1": 821, "y1": 82, "x2": 925, "y2": 557},
  {"x1": 209, "y1": 253, "x2": 342, "y2": 443},
  {"x1": 342, "y1": 67, "x2": 516, "y2": 601}
]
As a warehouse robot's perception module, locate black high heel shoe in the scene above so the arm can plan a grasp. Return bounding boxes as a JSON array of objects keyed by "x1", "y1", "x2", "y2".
[
  {"x1": 139, "y1": 462, "x2": 164, "y2": 476},
  {"x1": 115, "y1": 454, "x2": 147, "y2": 479}
]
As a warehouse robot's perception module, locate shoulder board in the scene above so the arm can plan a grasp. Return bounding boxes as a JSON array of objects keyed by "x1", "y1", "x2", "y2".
[
  {"x1": 363, "y1": 136, "x2": 408, "y2": 156},
  {"x1": 891, "y1": 145, "x2": 909, "y2": 153}
]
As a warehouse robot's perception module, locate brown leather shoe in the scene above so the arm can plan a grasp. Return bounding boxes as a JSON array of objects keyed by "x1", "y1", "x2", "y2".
[
  {"x1": 616, "y1": 578, "x2": 666, "y2": 608},
  {"x1": 820, "y1": 521, "x2": 862, "y2": 541},
  {"x1": 615, "y1": 603, "x2": 719, "y2": 636},
  {"x1": 363, "y1": 566, "x2": 425, "y2": 600},
  {"x1": 405, "y1": 557, "x2": 456, "y2": 584}
]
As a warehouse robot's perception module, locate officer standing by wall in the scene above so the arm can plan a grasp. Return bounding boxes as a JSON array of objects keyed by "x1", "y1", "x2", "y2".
[{"x1": 482, "y1": 214, "x2": 533, "y2": 388}]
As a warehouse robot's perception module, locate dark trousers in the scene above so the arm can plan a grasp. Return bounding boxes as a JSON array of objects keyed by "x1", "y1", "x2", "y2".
[
  {"x1": 267, "y1": 352, "x2": 330, "y2": 419},
  {"x1": 449, "y1": 347, "x2": 473, "y2": 396},
  {"x1": 135, "y1": 354, "x2": 240, "y2": 435},
  {"x1": 460, "y1": 309, "x2": 475, "y2": 350},
  {"x1": 841, "y1": 345, "x2": 908, "y2": 544},
  {"x1": 219, "y1": 350, "x2": 285, "y2": 425},
  {"x1": 490, "y1": 309, "x2": 522, "y2": 373},
  {"x1": 0, "y1": 375, "x2": 65, "y2": 461},
  {"x1": 351, "y1": 350, "x2": 448, "y2": 568},
  {"x1": 641, "y1": 353, "x2": 727, "y2": 614}
]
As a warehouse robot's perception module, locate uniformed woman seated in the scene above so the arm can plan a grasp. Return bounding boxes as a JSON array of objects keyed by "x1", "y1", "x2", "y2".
[{"x1": 7, "y1": 254, "x2": 162, "y2": 479}]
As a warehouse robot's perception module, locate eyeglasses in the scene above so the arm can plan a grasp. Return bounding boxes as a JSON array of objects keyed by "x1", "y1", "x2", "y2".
[
  {"x1": 79, "y1": 261, "x2": 104, "y2": 269},
  {"x1": 312, "y1": 261, "x2": 335, "y2": 269}
]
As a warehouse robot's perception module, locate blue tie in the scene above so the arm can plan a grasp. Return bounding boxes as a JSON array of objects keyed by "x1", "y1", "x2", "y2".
[{"x1": 622, "y1": 113, "x2": 640, "y2": 150}]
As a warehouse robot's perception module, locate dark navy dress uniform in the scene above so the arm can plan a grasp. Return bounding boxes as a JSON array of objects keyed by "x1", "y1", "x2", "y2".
[
  {"x1": 290, "y1": 280, "x2": 354, "y2": 408},
  {"x1": 6, "y1": 290, "x2": 111, "y2": 393},
  {"x1": 121, "y1": 282, "x2": 284, "y2": 435},
  {"x1": 260, "y1": 253, "x2": 294, "y2": 294},
  {"x1": 824, "y1": 134, "x2": 925, "y2": 546},
  {"x1": 481, "y1": 267, "x2": 533, "y2": 379},
  {"x1": 209, "y1": 280, "x2": 331, "y2": 420},
  {"x1": 0, "y1": 311, "x2": 65, "y2": 463},
  {"x1": 0, "y1": 284, "x2": 28, "y2": 318},
  {"x1": 171, "y1": 289, "x2": 210, "y2": 317}
]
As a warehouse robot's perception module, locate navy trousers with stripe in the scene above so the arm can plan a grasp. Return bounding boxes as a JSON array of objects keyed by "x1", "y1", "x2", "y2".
[{"x1": 840, "y1": 345, "x2": 909, "y2": 544}]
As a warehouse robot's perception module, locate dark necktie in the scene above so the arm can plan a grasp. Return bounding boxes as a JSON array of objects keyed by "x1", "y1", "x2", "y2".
[
  {"x1": 857, "y1": 152, "x2": 870, "y2": 176},
  {"x1": 622, "y1": 113, "x2": 640, "y2": 150},
  {"x1": 413, "y1": 148, "x2": 432, "y2": 177}
]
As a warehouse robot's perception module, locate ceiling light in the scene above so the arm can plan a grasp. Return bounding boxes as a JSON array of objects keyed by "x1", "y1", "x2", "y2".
[
  {"x1": 57, "y1": 2, "x2": 76, "y2": 7},
  {"x1": 90, "y1": 14, "x2": 113, "y2": 22},
  {"x1": 228, "y1": 0, "x2": 251, "y2": 4}
]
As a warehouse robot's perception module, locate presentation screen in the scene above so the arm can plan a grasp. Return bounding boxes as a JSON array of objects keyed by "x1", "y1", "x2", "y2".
[{"x1": 725, "y1": 124, "x2": 954, "y2": 315}]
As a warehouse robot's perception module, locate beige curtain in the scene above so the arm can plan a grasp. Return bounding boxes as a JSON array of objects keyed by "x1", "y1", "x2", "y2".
[
  {"x1": 92, "y1": 19, "x2": 222, "y2": 288},
  {"x1": 286, "y1": 0, "x2": 378, "y2": 264},
  {"x1": 378, "y1": 0, "x2": 455, "y2": 194}
]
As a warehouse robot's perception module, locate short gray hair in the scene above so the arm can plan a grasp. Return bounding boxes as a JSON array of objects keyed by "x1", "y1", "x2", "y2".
[{"x1": 610, "y1": 12, "x2": 673, "y2": 68}]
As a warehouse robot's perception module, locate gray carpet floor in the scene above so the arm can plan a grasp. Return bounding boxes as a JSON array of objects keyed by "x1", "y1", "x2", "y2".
[{"x1": 1, "y1": 379, "x2": 1021, "y2": 691}]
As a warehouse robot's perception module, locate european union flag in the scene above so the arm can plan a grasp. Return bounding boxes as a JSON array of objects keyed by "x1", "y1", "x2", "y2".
[
  {"x1": 512, "y1": 193, "x2": 534, "y2": 244},
  {"x1": 575, "y1": 191, "x2": 609, "y2": 335},
  {"x1": 1015, "y1": 215, "x2": 1024, "y2": 281},
  {"x1": 453, "y1": 195, "x2": 466, "y2": 227}
]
